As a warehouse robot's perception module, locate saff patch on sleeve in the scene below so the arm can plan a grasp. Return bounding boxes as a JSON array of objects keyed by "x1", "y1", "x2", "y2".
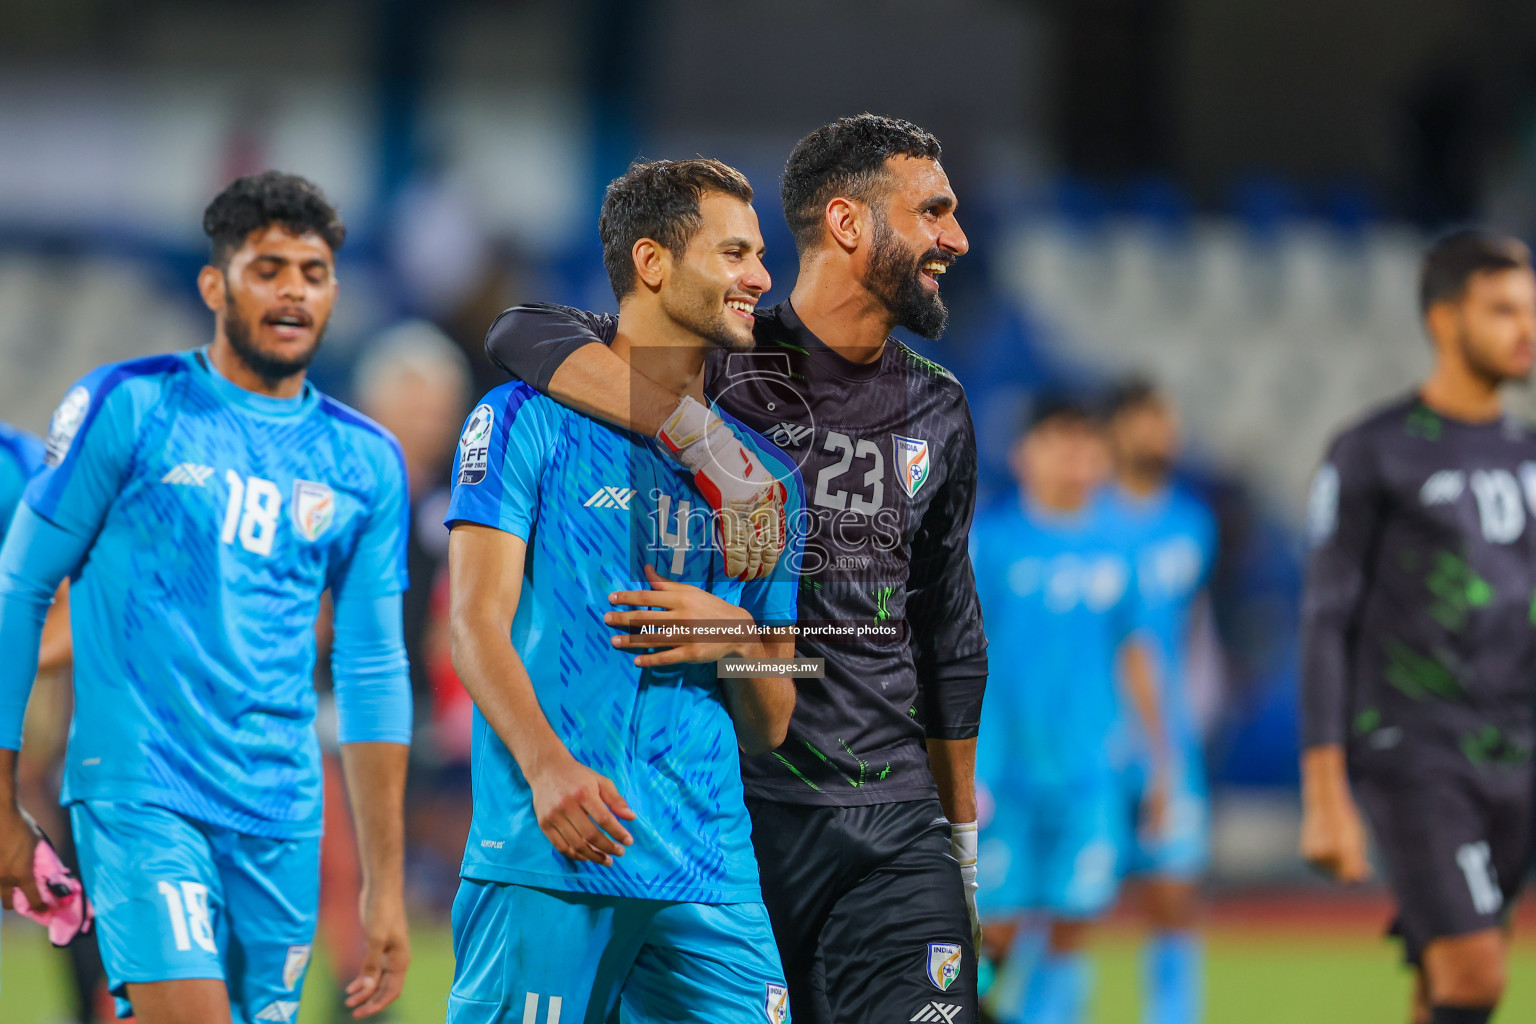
[{"x1": 458, "y1": 403, "x2": 495, "y2": 485}]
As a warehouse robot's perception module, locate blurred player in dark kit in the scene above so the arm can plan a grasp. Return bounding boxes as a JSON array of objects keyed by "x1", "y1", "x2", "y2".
[
  {"x1": 485, "y1": 115, "x2": 987, "y2": 1024},
  {"x1": 1101, "y1": 381, "x2": 1218, "y2": 1024},
  {"x1": 971, "y1": 398, "x2": 1170, "y2": 1024},
  {"x1": 1300, "y1": 230, "x2": 1536, "y2": 1024}
]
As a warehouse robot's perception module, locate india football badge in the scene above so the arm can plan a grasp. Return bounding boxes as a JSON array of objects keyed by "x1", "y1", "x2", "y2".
[
  {"x1": 926, "y1": 941, "x2": 962, "y2": 991},
  {"x1": 291, "y1": 481, "x2": 335, "y2": 543},
  {"x1": 893, "y1": 434, "x2": 931, "y2": 497},
  {"x1": 282, "y1": 944, "x2": 312, "y2": 991},
  {"x1": 763, "y1": 983, "x2": 789, "y2": 1023}
]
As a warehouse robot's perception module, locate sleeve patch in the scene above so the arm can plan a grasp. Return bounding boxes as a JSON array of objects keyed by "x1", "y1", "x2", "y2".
[
  {"x1": 457, "y1": 403, "x2": 495, "y2": 485},
  {"x1": 45, "y1": 385, "x2": 91, "y2": 467}
]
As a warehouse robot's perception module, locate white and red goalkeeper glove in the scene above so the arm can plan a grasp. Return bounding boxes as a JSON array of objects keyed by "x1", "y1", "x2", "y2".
[
  {"x1": 658, "y1": 395, "x2": 787, "y2": 582},
  {"x1": 951, "y1": 820, "x2": 982, "y2": 953}
]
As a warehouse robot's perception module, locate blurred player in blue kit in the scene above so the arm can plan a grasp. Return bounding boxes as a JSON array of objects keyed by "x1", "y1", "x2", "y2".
[
  {"x1": 1101, "y1": 382, "x2": 1218, "y2": 1024},
  {"x1": 0, "y1": 422, "x2": 70, "y2": 674},
  {"x1": 443, "y1": 159, "x2": 802, "y2": 1023},
  {"x1": 0, "y1": 172, "x2": 413, "y2": 1024},
  {"x1": 971, "y1": 397, "x2": 1171, "y2": 1024}
]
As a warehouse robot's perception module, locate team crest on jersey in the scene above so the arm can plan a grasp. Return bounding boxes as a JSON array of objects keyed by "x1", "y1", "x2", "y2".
[
  {"x1": 925, "y1": 942, "x2": 962, "y2": 991},
  {"x1": 282, "y1": 944, "x2": 312, "y2": 990},
  {"x1": 45, "y1": 385, "x2": 91, "y2": 466},
  {"x1": 893, "y1": 434, "x2": 931, "y2": 498},
  {"x1": 764, "y1": 983, "x2": 789, "y2": 1023},
  {"x1": 458, "y1": 403, "x2": 495, "y2": 485},
  {"x1": 291, "y1": 481, "x2": 335, "y2": 542}
]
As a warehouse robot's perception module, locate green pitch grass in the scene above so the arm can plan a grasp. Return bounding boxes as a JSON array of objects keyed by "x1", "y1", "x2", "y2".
[{"x1": 4, "y1": 919, "x2": 1535, "y2": 1023}]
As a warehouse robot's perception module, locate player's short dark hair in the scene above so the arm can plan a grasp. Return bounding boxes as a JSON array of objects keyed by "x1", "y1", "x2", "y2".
[
  {"x1": 1103, "y1": 376, "x2": 1164, "y2": 420},
  {"x1": 781, "y1": 113, "x2": 943, "y2": 254},
  {"x1": 599, "y1": 158, "x2": 755, "y2": 299},
  {"x1": 202, "y1": 171, "x2": 346, "y2": 267},
  {"x1": 1419, "y1": 229, "x2": 1532, "y2": 315},
  {"x1": 1023, "y1": 392, "x2": 1093, "y2": 437}
]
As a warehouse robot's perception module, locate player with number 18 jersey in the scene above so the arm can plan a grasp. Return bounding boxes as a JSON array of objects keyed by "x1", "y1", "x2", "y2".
[{"x1": 0, "y1": 173, "x2": 413, "y2": 1024}]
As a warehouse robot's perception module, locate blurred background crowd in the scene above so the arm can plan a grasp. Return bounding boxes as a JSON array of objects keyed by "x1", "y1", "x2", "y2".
[{"x1": 8, "y1": 0, "x2": 1536, "y2": 1020}]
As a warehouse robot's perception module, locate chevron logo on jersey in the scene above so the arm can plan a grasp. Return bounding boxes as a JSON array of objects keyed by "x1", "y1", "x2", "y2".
[
  {"x1": 764, "y1": 983, "x2": 789, "y2": 1023},
  {"x1": 292, "y1": 480, "x2": 335, "y2": 542},
  {"x1": 910, "y1": 1002, "x2": 962, "y2": 1022},
  {"x1": 584, "y1": 486, "x2": 638, "y2": 510},
  {"x1": 925, "y1": 941, "x2": 961, "y2": 991},
  {"x1": 161, "y1": 463, "x2": 215, "y2": 486},
  {"x1": 894, "y1": 434, "x2": 932, "y2": 498},
  {"x1": 255, "y1": 1001, "x2": 300, "y2": 1022}
]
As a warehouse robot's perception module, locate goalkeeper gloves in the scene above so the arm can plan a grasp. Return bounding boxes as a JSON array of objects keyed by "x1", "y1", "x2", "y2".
[
  {"x1": 951, "y1": 820, "x2": 982, "y2": 953},
  {"x1": 658, "y1": 395, "x2": 787, "y2": 582}
]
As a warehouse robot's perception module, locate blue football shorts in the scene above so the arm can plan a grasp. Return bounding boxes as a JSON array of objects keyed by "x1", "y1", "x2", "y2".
[
  {"x1": 70, "y1": 800, "x2": 319, "y2": 1024},
  {"x1": 1121, "y1": 752, "x2": 1211, "y2": 881},
  {"x1": 976, "y1": 779, "x2": 1127, "y2": 920},
  {"x1": 448, "y1": 878, "x2": 791, "y2": 1024}
]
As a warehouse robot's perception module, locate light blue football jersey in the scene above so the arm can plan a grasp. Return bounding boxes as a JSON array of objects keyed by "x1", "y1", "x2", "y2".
[
  {"x1": 1100, "y1": 484, "x2": 1216, "y2": 754},
  {"x1": 23, "y1": 349, "x2": 408, "y2": 838},
  {"x1": 0, "y1": 422, "x2": 45, "y2": 541},
  {"x1": 445, "y1": 381, "x2": 802, "y2": 904},
  {"x1": 971, "y1": 495, "x2": 1148, "y2": 793}
]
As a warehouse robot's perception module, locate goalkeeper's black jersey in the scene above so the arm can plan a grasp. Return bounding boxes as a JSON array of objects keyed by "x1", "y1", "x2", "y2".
[
  {"x1": 1300, "y1": 393, "x2": 1536, "y2": 766},
  {"x1": 486, "y1": 301, "x2": 988, "y2": 806}
]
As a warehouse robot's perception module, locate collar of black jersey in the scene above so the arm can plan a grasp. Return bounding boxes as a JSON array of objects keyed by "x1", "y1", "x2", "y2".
[{"x1": 771, "y1": 300, "x2": 887, "y2": 383}]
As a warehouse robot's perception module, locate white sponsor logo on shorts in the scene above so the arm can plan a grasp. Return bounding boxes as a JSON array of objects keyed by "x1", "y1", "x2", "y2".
[
  {"x1": 911, "y1": 1002, "x2": 963, "y2": 1023},
  {"x1": 255, "y1": 1001, "x2": 300, "y2": 1022}
]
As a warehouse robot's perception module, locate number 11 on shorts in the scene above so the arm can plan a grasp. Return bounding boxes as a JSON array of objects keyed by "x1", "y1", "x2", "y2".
[{"x1": 158, "y1": 880, "x2": 218, "y2": 953}]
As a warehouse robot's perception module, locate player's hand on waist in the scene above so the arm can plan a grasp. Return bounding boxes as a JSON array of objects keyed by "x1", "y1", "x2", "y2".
[
  {"x1": 607, "y1": 565, "x2": 768, "y2": 665},
  {"x1": 658, "y1": 395, "x2": 787, "y2": 582},
  {"x1": 526, "y1": 749, "x2": 636, "y2": 866},
  {"x1": 0, "y1": 803, "x2": 45, "y2": 911}
]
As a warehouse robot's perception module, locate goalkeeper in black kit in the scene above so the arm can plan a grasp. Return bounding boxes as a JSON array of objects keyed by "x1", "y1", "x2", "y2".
[
  {"x1": 486, "y1": 115, "x2": 987, "y2": 1024},
  {"x1": 1300, "y1": 230, "x2": 1536, "y2": 1024}
]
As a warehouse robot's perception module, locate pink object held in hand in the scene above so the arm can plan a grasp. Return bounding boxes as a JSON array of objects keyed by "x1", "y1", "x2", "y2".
[{"x1": 11, "y1": 836, "x2": 93, "y2": 946}]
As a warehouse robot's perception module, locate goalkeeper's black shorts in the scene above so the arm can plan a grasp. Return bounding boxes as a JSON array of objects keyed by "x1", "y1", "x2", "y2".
[{"x1": 745, "y1": 796, "x2": 976, "y2": 1024}]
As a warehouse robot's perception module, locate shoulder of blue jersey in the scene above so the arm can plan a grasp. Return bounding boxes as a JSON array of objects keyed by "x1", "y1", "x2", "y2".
[{"x1": 43, "y1": 352, "x2": 190, "y2": 467}]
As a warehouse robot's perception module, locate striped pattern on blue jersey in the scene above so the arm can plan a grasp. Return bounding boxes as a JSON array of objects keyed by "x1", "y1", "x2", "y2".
[
  {"x1": 23, "y1": 349, "x2": 408, "y2": 838},
  {"x1": 447, "y1": 380, "x2": 803, "y2": 903}
]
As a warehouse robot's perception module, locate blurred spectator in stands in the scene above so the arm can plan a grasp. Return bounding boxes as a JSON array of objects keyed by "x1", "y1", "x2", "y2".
[
  {"x1": 353, "y1": 320, "x2": 472, "y2": 722},
  {"x1": 352, "y1": 320, "x2": 475, "y2": 916}
]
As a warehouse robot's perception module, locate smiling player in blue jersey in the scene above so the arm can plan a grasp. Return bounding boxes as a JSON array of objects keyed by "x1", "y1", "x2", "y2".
[
  {"x1": 444, "y1": 159, "x2": 802, "y2": 1024},
  {"x1": 0, "y1": 172, "x2": 413, "y2": 1024},
  {"x1": 1101, "y1": 381, "x2": 1218, "y2": 1024},
  {"x1": 971, "y1": 397, "x2": 1171, "y2": 1024}
]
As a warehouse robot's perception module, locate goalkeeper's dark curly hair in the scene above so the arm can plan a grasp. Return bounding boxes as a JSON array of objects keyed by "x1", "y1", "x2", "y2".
[
  {"x1": 780, "y1": 113, "x2": 942, "y2": 255},
  {"x1": 202, "y1": 171, "x2": 346, "y2": 267}
]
